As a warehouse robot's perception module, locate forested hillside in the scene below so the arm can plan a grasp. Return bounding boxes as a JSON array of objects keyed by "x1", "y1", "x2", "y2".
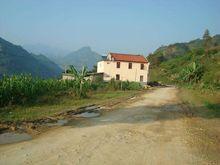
[
  {"x1": 148, "y1": 30, "x2": 220, "y2": 89},
  {"x1": 0, "y1": 37, "x2": 62, "y2": 78}
]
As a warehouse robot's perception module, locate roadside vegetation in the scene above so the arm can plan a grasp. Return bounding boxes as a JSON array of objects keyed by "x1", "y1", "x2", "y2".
[
  {"x1": 179, "y1": 88, "x2": 220, "y2": 118},
  {"x1": 0, "y1": 90, "x2": 140, "y2": 122},
  {"x1": 0, "y1": 65, "x2": 143, "y2": 122},
  {"x1": 149, "y1": 30, "x2": 219, "y2": 89},
  {"x1": 148, "y1": 30, "x2": 220, "y2": 116}
]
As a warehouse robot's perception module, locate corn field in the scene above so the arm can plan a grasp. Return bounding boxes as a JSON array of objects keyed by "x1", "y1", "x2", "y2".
[
  {"x1": 0, "y1": 74, "x2": 77, "y2": 107},
  {"x1": 0, "y1": 73, "x2": 142, "y2": 107}
]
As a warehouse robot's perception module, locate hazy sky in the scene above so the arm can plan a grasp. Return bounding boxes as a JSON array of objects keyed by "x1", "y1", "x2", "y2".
[{"x1": 0, "y1": 0, "x2": 220, "y2": 55}]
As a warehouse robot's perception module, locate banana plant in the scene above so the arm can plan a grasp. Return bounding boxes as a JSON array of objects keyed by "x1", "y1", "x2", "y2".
[{"x1": 68, "y1": 65, "x2": 89, "y2": 98}]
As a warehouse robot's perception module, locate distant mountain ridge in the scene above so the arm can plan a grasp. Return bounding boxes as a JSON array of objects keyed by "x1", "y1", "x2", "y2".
[
  {"x1": 57, "y1": 46, "x2": 102, "y2": 70},
  {"x1": 23, "y1": 44, "x2": 68, "y2": 59},
  {"x1": 24, "y1": 44, "x2": 102, "y2": 70},
  {"x1": 149, "y1": 34, "x2": 220, "y2": 64},
  {"x1": 0, "y1": 37, "x2": 62, "y2": 78}
]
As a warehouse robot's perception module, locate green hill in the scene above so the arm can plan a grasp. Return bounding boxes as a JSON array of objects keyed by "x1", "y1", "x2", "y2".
[
  {"x1": 0, "y1": 37, "x2": 62, "y2": 78},
  {"x1": 148, "y1": 32, "x2": 220, "y2": 89}
]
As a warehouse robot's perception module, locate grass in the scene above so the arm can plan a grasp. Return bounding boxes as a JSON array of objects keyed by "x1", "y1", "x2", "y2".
[
  {"x1": 204, "y1": 102, "x2": 220, "y2": 118},
  {"x1": 0, "y1": 90, "x2": 141, "y2": 122},
  {"x1": 179, "y1": 88, "x2": 220, "y2": 118}
]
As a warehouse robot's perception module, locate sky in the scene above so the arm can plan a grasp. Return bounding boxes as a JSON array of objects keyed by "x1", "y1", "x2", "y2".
[{"x1": 0, "y1": 0, "x2": 220, "y2": 55}]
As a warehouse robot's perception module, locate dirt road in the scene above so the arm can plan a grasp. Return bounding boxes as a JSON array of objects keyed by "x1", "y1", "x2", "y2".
[{"x1": 0, "y1": 87, "x2": 218, "y2": 164}]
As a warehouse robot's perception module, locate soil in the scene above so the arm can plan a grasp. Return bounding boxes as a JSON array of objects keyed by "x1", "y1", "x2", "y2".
[{"x1": 0, "y1": 87, "x2": 219, "y2": 165}]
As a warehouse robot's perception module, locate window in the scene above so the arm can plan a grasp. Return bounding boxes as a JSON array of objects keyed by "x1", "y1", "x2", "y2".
[
  {"x1": 116, "y1": 74, "x2": 120, "y2": 80},
  {"x1": 141, "y1": 64, "x2": 144, "y2": 70},
  {"x1": 128, "y1": 63, "x2": 132, "y2": 69},
  {"x1": 140, "y1": 75, "x2": 144, "y2": 82},
  {"x1": 116, "y1": 62, "x2": 120, "y2": 68}
]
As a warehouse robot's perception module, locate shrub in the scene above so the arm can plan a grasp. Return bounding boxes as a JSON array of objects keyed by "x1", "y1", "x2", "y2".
[
  {"x1": 179, "y1": 62, "x2": 204, "y2": 83},
  {"x1": 122, "y1": 81, "x2": 142, "y2": 90}
]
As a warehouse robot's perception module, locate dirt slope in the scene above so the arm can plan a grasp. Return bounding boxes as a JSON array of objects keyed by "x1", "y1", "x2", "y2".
[{"x1": 0, "y1": 87, "x2": 218, "y2": 165}]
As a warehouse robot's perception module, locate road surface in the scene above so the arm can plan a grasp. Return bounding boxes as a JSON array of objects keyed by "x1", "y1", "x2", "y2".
[{"x1": 0, "y1": 87, "x2": 218, "y2": 165}]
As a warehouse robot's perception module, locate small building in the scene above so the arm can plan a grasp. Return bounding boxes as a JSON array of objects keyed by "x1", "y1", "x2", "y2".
[
  {"x1": 97, "y1": 52, "x2": 150, "y2": 83},
  {"x1": 62, "y1": 72, "x2": 103, "y2": 81},
  {"x1": 62, "y1": 73, "x2": 75, "y2": 80}
]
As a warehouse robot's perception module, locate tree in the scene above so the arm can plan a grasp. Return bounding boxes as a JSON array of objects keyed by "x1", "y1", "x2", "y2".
[
  {"x1": 68, "y1": 65, "x2": 89, "y2": 98},
  {"x1": 203, "y1": 29, "x2": 212, "y2": 50}
]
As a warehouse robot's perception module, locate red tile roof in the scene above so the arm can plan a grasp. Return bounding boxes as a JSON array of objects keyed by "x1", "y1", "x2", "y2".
[{"x1": 109, "y1": 53, "x2": 148, "y2": 63}]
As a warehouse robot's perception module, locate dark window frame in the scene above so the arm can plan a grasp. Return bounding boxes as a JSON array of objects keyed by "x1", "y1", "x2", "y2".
[
  {"x1": 116, "y1": 74, "x2": 120, "y2": 80},
  {"x1": 140, "y1": 75, "x2": 144, "y2": 82},
  {"x1": 128, "y1": 62, "x2": 132, "y2": 69},
  {"x1": 140, "y1": 64, "x2": 144, "y2": 70},
  {"x1": 116, "y1": 62, "x2": 120, "y2": 68}
]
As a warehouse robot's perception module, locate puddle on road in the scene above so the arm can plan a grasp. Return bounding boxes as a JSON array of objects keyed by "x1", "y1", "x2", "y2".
[
  {"x1": 0, "y1": 132, "x2": 32, "y2": 145},
  {"x1": 46, "y1": 119, "x2": 68, "y2": 127},
  {"x1": 74, "y1": 112, "x2": 100, "y2": 118},
  {"x1": 0, "y1": 105, "x2": 165, "y2": 145}
]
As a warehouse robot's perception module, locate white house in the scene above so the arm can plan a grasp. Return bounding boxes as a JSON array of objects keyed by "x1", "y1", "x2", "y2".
[{"x1": 97, "y1": 52, "x2": 150, "y2": 83}]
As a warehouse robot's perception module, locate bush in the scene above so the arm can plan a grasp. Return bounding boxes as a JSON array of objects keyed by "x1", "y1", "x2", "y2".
[
  {"x1": 122, "y1": 81, "x2": 143, "y2": 90},
  {"x1": 179, "y1": 62, "x2": 204, "y2": 83},
  {"x1": 105, "y1": 79, "x2": 143, "y2": 91}
]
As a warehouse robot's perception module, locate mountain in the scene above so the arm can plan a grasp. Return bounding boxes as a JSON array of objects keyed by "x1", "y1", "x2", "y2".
[
  {"x1": 32, "y1": 54, "x2": 63, "y2": 77},
  {"x1": 148, "y1": 34, "x2": 220, "y2": 89},
  {"x1": 58, "y1": 46, "x2": 102, "y2": 70},
  {"x1": 0, "y1": 37, "x2": 62, "y2": 78},
  {"x1": 23, "y1": 44, "x2": 102, "y2": 71},
  {"x1": 23, "y1": 44, "x2": 68, "y2": 59},
  {"x1": 148, "y1": 34, "x2": 220, "y2": 65}
]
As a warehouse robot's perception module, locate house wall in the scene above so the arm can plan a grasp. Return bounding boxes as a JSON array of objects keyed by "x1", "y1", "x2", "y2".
[
  {"x1": 97, "y1": 61, "x2": 150, "y2": 83},
  {"x1": 62, "y1": 74, "x2": 75, "y2": 80}
]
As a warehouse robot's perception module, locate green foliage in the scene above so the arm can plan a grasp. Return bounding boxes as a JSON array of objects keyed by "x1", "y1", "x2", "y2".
[
  {"x1": 105, "y1": 79, "x2": 142, "y2": 91},
  {"x1": 179, "y1": 62, "x2": 204, "y2": 83},
  {"x1": 0, "y1": 74, "x2": 76, "y2": 107},
  {"x1": 105, "y1": 78, "x2": 121, "y2": 90},
  {"x1": 0, "y1": 90, "x2": 139, "y2": 122},
  {"x1": 0, "y1": 68, "x2": 143, "y2": 107},
  {"x1": 68, "y1": 65, "x2": 89, "y2": 98},
  {"x1": 149, "y1": 31, "x2": 220, "y2": 90},
  {"x1": 204, "y1": 102, "x2": 220, "y2": 118},
  {"x1": 122, "y1": 81, "x2": 143, "y2": 90},
  {"x1": 203, "y1": 29, "x2": 212, "y2": 48}
]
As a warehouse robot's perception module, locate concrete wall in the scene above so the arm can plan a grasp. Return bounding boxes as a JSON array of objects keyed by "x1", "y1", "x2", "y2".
[
  {"x1": 97, "y1": 61, "x2": 150, "y2": 83},
  {"x1": 62, "y1": 74, "x2": 75, "y2": 80},
  {"x1": 62, "y1": 73, "x2": 103, "y2": 82}
]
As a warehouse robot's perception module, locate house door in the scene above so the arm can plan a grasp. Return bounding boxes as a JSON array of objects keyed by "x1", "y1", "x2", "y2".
[{"x1": 140, "y1": 75, "x2": 143, "y2": 82}]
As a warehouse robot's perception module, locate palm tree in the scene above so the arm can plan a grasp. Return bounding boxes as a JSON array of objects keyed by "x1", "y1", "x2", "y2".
[{"x1": 69, "y1": 65, "x2": 89, "y2": 98}]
